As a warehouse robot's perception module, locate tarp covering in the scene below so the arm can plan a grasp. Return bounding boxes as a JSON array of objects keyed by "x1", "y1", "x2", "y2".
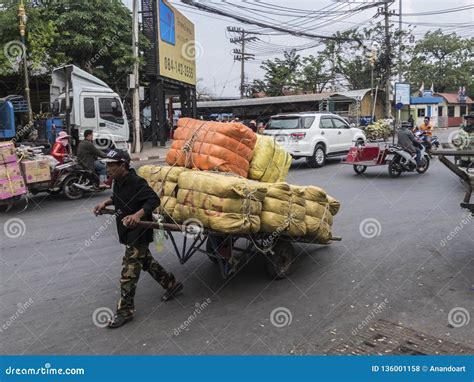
[
  {"x1": 166, "y1": 118, "x2": 257, "y2": 178},
  {"x1": 248, "y1": 135, "x2": 292, "y2": 183}
]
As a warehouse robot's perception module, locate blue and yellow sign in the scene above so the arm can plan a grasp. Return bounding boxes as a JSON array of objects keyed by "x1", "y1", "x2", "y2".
[{"x1": 157, "y1": 0, "x2": 196, "y2": 85}]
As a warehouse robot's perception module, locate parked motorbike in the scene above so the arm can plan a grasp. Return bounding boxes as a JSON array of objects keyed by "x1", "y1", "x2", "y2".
[
  {"x1": 414, "y1": 130, "x2": 440, "y2": 155},
  {"x1": 387, "y1": 143, "x2": 430, "y2": 178}
]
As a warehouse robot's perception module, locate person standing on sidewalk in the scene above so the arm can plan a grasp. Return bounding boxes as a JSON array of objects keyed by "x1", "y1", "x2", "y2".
[{"x1": 93, "y1": 149, "x2": 183, "y2": 328}]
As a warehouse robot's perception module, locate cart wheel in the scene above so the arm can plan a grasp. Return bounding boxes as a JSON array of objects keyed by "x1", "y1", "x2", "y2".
[
  {"x1": 353, "y1": 165, "x2": 367, "y2": 174},
  {"x1": 205, "y1": 238, "x2": 218, "y2": 264},
  {"x1": 264, "y1": 241, "x2": 296, "y2": 279}
]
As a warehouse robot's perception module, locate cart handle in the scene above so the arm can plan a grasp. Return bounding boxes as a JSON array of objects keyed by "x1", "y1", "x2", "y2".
[{"x1": 97, "y1": 208, "x2": 204, "y2": 233}]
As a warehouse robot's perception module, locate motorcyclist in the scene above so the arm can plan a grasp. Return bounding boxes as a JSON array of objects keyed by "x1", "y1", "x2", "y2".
[
  {"x1": 453, "y1": 113, "x2": 474, "y2": 167},
  {"x1": 397, "y1": 123, "x2": 422, "y2": 167},
  {"x1": 77, "y1": 129, "x2": 109, "y2": 187},
  {"x1": 50, "y1": 131, "x2": 72, "y2": 165},
  {"x1": 417, "y1": 116, "x2": 433, "y2": 152}
]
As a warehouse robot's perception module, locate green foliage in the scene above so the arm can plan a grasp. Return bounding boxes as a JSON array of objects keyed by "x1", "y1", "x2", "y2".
[
  {"x1": 0, "y1": 0, "x2": 148, "y2": 89},
  {"x1": 404, "y1": 30, "x2": 473, "y2": 94},
  {"x1": 258, "y1": 50, "x2": 301, "y2": 96},
  {"x1": 252, "y1": 25, "x2": 472, "y2": 99},
  {"x1": 364, "y1": 120, "x2": 392, "y2": 141}
]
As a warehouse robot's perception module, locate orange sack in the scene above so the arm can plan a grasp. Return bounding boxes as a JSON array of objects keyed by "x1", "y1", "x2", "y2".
[{"x1": 166, "y1": 118, "x2": 257, "y2": 178}]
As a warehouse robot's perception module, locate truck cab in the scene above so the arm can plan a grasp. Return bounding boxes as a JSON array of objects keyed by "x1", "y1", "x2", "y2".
[{"x1": 50, "y1": 65, "x2": 130, "y2": 152}]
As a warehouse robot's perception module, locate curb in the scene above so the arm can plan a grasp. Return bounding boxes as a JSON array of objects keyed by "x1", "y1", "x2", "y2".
[{"x1": 131, "y1": 156, "x2": 163, "y2": 161}]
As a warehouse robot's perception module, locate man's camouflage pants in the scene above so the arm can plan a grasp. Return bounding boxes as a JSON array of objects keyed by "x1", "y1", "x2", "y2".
[{"x1": 117, "y1": 243, "x2": 175, "y2": 317}]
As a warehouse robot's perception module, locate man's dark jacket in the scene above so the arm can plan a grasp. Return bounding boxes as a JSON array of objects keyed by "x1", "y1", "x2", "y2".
[
  {"x1": 77, "y1": 140, "x2": 107, "y2": 170},
  {"x1": 397, "y1": 128, "x2": 419, "y2": 153},
  {"x1": 111, "y1": 169, "x2": 160, "y2": 245}
]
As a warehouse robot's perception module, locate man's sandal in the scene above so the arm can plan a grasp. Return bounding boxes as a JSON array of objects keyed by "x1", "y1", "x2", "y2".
[
  {"x1": 161, "y1": 282, "x2": 183, "y2": 302},
  {"x1": 107, "y1": 315, "x2": 133, "y2": 329}
]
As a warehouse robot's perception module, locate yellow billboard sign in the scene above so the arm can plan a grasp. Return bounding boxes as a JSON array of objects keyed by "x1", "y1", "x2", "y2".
[{"x1": 157, "y1": 0, "x2": 196, "y2": 85}]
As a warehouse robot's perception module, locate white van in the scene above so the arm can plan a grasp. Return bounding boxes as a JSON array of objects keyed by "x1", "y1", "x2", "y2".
[{"x1": 50, "y1": 65, "x2": 129, "y2": 151}]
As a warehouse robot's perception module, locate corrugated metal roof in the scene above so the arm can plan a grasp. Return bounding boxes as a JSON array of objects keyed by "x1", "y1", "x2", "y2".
[
  {"x1": 332, "y1": 88, "x2": 372, "y2": 100},
  {"x1": 190, "y1": 92, "x2": 337, "y2": 109},
  {"x1": 435, "y1": 93, "x2": 473, "y2": 104}
]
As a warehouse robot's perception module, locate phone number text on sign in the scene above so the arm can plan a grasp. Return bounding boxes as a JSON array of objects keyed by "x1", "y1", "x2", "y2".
[{"x1": 163, "y1": 57, "x2": 194, "y2": 79}]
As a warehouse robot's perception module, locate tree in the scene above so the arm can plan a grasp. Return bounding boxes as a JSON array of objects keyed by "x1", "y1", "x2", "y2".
[
  {"x1": 0, "y1": 0, "x2": 146, "y2": 91},
  {"x1": 258, "y1": 50, "x2": 301, "y2": 96},
  {"x1": 298, "y1": 55, "x2": 331, "y2": 93},
  {"x1": 404, "y1": 30, "x2": 473, "y2": 94}
]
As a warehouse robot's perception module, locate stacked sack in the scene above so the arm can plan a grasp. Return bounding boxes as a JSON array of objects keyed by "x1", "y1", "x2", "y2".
[
  {"x1": 248, "y1": 135, "x2": 292, "y2": 183},
  {"x1": 259, "y1": 183, "x2": 306, "y2": 237},
  {"x1": 166, "y1": 118, "x2": 257, "y2": 178},
  {"x1": 300, "y1": 186, "x2": 340, "y2": 244},
  {"x1": 137, "y1": 165, "x2": 189, "y2": 218},
  {"x1": 172, "y1": 171, "x2": 267, "y2": 234}
]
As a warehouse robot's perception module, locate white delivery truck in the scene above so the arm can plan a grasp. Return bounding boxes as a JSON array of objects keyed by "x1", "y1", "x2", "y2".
[{"x1": 50, "y1": 64, "x2": 130, "y2": 152}]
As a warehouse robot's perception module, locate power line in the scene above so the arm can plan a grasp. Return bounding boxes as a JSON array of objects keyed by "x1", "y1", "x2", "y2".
[
  {"x1": 394, "y1": 5, "x2": 474, "y2": 16},
  {"x1": 180, "y1": 0, "x2": 368, "y2": 42}
]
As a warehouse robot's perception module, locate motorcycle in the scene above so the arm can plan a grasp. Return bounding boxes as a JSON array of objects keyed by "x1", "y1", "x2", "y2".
[
  {"x1": 28, "y1": 157, "x2": 106, "y2": 200},
  {"x1": 387, "y1": 143, "x2": 430, "y2": 178},
  {"x1": 414, "y1": 130, "x2": 440, "y2": 155}
]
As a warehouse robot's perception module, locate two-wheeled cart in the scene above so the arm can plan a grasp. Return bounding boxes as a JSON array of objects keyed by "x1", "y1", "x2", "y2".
[
  {"x1": 343, "y1": 143, "x2": 392, "y2": 175},
  {"x1": 100, "y1": 209, "x2": 341, "y2": 280},
  {"x1": 432, "y1": 149, "x2": 474, "y2": 213}
]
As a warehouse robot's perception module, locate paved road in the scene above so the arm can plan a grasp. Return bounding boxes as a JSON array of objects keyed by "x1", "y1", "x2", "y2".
[{"x1": 1, "y1": 129, "x2": 472, "y2": 355}]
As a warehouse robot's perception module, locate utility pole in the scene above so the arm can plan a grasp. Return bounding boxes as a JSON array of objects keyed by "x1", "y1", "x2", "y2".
[
  {"x1": 228, "y1": 27, "x2": 257, "y2": 98},
  {"x1": 131, "y1": 0, "x2": 141, "y2": 153},
  {"x1": 380, "y1": 1, "x2": 395, "y2": 118},
  {"x1": 398, "y1": 0, "x2": 402, "y2": 82},
  {"x1": 368, "y1": 48, "x2": 377, "y2": 120},
  {"x1": 18, "y1": 0, "x2": 32, "y2": 124}
]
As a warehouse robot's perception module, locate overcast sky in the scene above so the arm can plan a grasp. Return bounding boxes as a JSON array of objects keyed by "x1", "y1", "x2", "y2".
[{"x1": 123, "y1": 0, "x2": 473, "y2": 97}]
